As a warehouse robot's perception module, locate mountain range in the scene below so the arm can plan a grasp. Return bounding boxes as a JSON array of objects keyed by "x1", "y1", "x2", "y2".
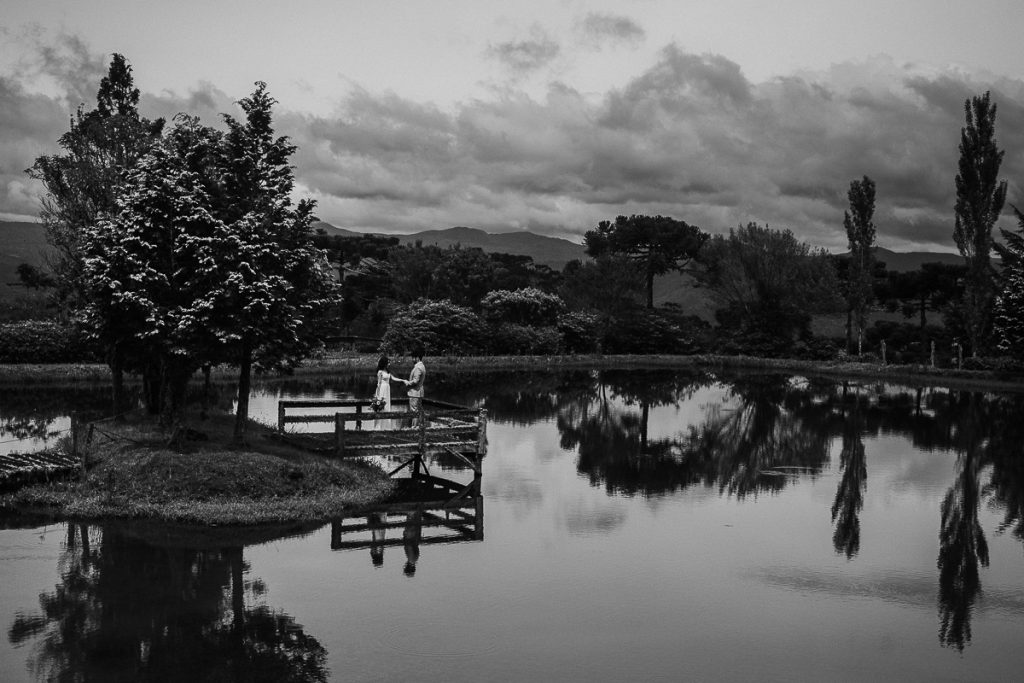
[{"x1": 1, "y1": 219, "x2": 966, "y2": 302}]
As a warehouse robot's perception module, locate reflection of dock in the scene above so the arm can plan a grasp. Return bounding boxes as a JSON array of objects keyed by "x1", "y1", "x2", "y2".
[
  {"x1": 331, "y1": 480, "x2": 484, "y2": 551},
  {"x1": 0, "y1": 450, "x2": 78, "y2": 491}
]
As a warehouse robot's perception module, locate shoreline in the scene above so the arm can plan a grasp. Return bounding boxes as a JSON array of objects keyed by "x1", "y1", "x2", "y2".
[{"x1": 1, "y1": 353, "x2": 1023, "y2": 392}]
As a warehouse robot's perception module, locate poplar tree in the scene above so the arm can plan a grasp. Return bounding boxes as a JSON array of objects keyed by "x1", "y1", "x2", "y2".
[
  {"x1": 953, "y1": 91, "x2": 1006, "y2": 357},
  {"x1": 843, "y1": 176, "x2": 876, "y2": 354}
]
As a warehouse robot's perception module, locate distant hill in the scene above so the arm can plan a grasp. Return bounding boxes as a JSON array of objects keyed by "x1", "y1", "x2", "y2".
[
  {"x1": 315, "y1": 222, "x2": 585, "y2": 268},
  {"x1": 866, "y1": 247, "x2": 962, "y2": 273}
]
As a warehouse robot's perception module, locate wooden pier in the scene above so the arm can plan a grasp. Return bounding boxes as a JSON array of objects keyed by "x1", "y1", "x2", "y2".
[{"x1": 274, "y1": 396, "x2": 487, "y2": 504}]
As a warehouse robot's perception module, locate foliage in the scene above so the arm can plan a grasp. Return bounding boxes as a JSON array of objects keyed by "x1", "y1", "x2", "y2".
[
  {"x1": 866, "y1": 321, "x2": 954, "y2": 364},
  {"x1": 80, "y1": 86, "x2": 336, "y2": 433},
  {"x1": 430, "y1": 246, "x2": 498, "y2": 309},
  {"x1": 697, "y1": 223, "x2": 842, "y2": 343},
  {"x1": 995, "y1": 208, "x2": 1024, "y2": 360},
  {"x1": 481, "y1": 287, "x2": 566, "y2": 326},
  {"x1": 877, "y1": 262, "x2": 966, "y2": 329},
  {"x1": 584, "y1": 214, "x2": 707, "y2": 308},
  {"x1": 843, "y1": 175, "x2": 877, "y2": 349},
  {"x1": 15, "y1": 263, "x2": 55, "y2": 290},
  {"x1": 602, "y1": 309, "x2": 685, "y2": 354},
  {"x1": 27, "y1": 54, "x2": 164, "y2": 312},
  {"x1": 953, "y1": 91, "x2": 1007, "y2": 357},
  {"x1": 0, "y1": 321, "x2": 91, "y2": 363},
  {"x1": 488, "y1": 323, "x2": 563, "y2": 355},
  {"x1": 381, "y1": 298, "x2": 486, "y2": 355},
  {"x1": 559, "y1": 255, "x2": 643, "y2": 319},
  {"x1": 557, "y1": 311, "x2": 602, "y2": 353}
]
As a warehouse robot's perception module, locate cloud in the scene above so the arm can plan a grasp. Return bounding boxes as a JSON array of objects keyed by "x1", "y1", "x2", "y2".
[
  {"x1": 5, "y1": 33, "x2": 1024, "y2": 254},
  {"x1": 486, "y1": 26, "x2": 560, "y2": 75},
  {"x1": 576, "y1": 12, "x2": 645, "y2": 49}
]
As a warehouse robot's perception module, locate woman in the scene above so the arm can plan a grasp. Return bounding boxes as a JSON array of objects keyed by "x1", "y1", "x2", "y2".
[{"x1": 373, "y1": 355, "x2": 407, "y2": 430}]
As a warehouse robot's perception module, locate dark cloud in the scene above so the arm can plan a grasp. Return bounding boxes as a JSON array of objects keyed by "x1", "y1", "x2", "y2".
[
  {"x1": 576, "y1": 12, "x2": 645, "y2": 49},
  {"x1": 487, "y1": 28, "x2": 560, "y2": 75},
  {"x1": 5, "y1": 35, "x2": 1024, "y2": 253}
]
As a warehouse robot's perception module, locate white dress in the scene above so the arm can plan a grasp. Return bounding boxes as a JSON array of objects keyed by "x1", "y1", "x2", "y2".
[{"x1": 373, "y1": 370, "x2": 392, "y2": 430}]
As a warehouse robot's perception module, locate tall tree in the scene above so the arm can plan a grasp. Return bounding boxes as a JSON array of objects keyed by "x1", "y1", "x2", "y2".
[
  {"x1": 843, "y1": 176, "x2": 876, "y2": 354},
  {"x1": 28, "y1": 54, "x2": 164, "y2": 312},
  {"x1": 214, "y1": 83, "x2": 337, "y2": 441},
  {"x1": 28, "y1": 54, "x2": 163, "y2": 417},
  {"x1": 994, "y1": 207, "x2": 1024, "y2": 360},
  {"x1": 953, "y1": 91, "x2": 1007, "y2": 357},
  {"x1": 583, "y1": 214, "x2": 707, "y2": 308}
]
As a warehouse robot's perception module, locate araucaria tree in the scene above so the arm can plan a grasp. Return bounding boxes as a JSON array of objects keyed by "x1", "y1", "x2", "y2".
[
  {"x1": 954, "y1": 91, "x2": 1007, "y2": 357},
  {"x1": 584, "y1": 215, "x2": 707, "y2": 308},
  {"x1": 844, "y1": 176, "x2": 877, "y2": 354}
]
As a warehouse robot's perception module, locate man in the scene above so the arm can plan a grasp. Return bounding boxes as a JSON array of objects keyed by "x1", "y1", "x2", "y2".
[{"x1": 406, "y1": 343, "x2": 426, "y2": 421}]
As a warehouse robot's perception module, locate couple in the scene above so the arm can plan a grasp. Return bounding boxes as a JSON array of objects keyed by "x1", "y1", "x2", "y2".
[{"x1": 373, "y1": 344, "x2": 426, "y2": 429}]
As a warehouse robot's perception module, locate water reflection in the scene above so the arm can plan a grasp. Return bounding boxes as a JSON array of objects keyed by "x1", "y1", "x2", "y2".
[{"x1": 7, "y1": 521, "x2": 328, "y2": 682}]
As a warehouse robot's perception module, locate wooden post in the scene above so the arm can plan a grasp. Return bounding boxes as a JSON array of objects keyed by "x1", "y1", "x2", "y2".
[
  {"x1": 930, "y1": 341, "x2": 936, "y2": 368},
  {"x1": 957, "y1": 343, "x2": 963, "y2": 370},
  {"x1": 70, "y1": 411, "x2": 79, "y2": 463},
  {"x1": 355, "y1": 404, "x2": 362, "y2": 431},
  {"x1": 881, "y1": 340, "x2": 887, "y2": 365},
  {"x1": 278, "y1": 402, "x2": 286, "y2": 432},
  {"x1": 335, "y1": 412, "x2": 345, "y2": 456}
]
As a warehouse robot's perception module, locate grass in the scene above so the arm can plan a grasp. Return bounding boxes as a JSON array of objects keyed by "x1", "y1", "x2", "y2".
[{"x1": 1, "y1": 411, "x2": 395, "y2": 526}]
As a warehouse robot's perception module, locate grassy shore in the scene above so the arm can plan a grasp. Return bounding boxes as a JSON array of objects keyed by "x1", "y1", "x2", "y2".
[
  {"x1": 2, "y1": 351, "x2": 1024, "y2": 391},
  {"x1": 1, "y1": 412, "x2": 395, "y2": 526}
]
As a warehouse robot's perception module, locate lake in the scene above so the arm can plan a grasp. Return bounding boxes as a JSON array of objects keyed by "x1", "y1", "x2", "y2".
[{"x1": 2, "y1": 367, "x2": 1024, "y2": 681}]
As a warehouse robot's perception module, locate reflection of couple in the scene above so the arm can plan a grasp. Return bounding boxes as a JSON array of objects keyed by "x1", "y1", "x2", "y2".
[
  {"x1": 365, "y1": 510, "x2": 422, "y2": 576},
  {"x1": 373, "y1": 345, "x2": 426, "y2": 429}
]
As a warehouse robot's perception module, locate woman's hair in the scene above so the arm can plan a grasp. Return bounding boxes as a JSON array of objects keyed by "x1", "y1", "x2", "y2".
[{"x1": 377, "y1": 354, "x2": 389, "y2": 371}]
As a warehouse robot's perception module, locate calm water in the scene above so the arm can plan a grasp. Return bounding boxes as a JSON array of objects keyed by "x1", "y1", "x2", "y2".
[{"x1": 2, "y1": 368, "x2": 1024, "y2": 682}]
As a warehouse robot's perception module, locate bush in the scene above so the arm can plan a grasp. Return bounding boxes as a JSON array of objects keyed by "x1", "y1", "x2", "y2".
[
  {"x1": 481, "y1": 288, "x2": 566, "y2": 326},
  {"x1": 381, "y1": 299, "x2": 486, "y2": 355},
  {"x1": 489, "y1": 323, "x2": 562, "y2": 355},
  {"x1": 603, "y1": 310, "x2": 685, "y2": 354},
  {"x1": 557, "y1": 312, "x2": 601, "y2": 354},
  {"x1": 0, "y1": 321, "x2": 92, "y2": 363}
]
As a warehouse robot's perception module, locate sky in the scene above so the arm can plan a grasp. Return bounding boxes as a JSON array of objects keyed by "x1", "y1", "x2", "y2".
[{"x1": 3, "y1": 0, "x2": 1024, "y2": 252}]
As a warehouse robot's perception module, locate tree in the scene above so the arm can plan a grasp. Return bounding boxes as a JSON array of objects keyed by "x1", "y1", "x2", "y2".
[
  {"x1": 843, "y1": 176, "x2": 876, "y2": 354},
  {"x1": 15, "y1": 263, "x2": 55, "y2": 290},
  {"x1": 80, "y1": 117, "x2": 225, "y2": 426},
  {"x1": 697, "y1": 223, "x2": 842, "y2": 343},
  {"x1": 212, "y1": 83, "x2": 337, "y2": 440},
  {"x1": 953, "y1": 91, "x2": 1007, "y2": 357},
  {"x1": 994, "y1": 207, "x2": 1024, "y2": 360},
  {"x1": 28, "y1": 53, "x2": 164, "y2": 312},
  {"x1": 583, "y1": 214, "x2": 707, "y2": 308},
  {"x1": 431, "y1": 246, "x2": 497, "y2": 309},
  {"x1": 28, "y1": 53, "x2": 164, "y2": 417}
]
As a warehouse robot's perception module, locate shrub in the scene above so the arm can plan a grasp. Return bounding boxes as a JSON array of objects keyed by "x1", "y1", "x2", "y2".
[
  {"x1": 557, "y1": 312, "x2": 601, "y2": 354},
  {"x1": 381, "y1": 298, "x2": 486, "y2": 355},
  {"x1": 481, "y1": 288, "x2": 566, "y2": 326},
  {"x1": 0, "y1": 321, "x2": 92, "y2": 363},
  {"x1": 603, "y1": 310, "x2": 685, "y2": 354},
  {"x1": 489, "y1": 323, "x2": 562, "y2": 355}
]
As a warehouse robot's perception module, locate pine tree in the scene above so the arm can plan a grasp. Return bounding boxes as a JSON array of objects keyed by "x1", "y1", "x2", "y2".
[
  {"x1": 953, "y1": 91, "x2": 1007, "y2": 357},
  {"x1": 843, "y1": 176, "x2": 876, "y2": 354}
]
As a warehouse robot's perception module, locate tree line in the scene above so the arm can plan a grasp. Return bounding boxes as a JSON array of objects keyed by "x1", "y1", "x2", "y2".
[{"x1": 16, "y1": 56, "x2": 1024, "y2": 431}]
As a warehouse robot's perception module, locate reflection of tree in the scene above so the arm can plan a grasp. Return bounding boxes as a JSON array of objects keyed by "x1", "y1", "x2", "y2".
[
  {"x1": 8, "y1": 523, "x2": 327, "y2": 682},
  {"x1": 0, "y1": 385, "x2": 132, "y2": 442},
  {"x1": 831, "y1": 386, "x2": 868, "y2": 559}
]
